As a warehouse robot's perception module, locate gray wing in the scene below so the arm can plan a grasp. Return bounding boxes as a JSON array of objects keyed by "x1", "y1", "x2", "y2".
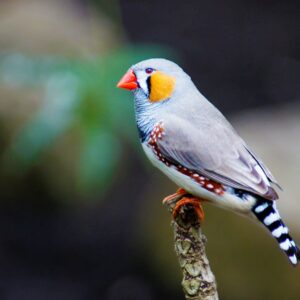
[{"x1": 157, "y1": 114, "x2": 279, "y2": 200}]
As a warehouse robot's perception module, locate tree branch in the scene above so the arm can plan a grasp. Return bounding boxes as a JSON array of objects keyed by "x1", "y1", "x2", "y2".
[{"x1": 164, "y1": 197, "x2": 219, "y2": 300}]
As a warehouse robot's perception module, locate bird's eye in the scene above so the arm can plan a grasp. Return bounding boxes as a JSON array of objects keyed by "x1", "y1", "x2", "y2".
[{"x1": 145, "y1": 68, "x2": 154, "y2": 74}]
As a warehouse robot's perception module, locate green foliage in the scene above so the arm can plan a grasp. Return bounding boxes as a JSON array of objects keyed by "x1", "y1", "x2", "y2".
[{"x1": 0, "y1": 46, "x2": 172, "y2": 193}]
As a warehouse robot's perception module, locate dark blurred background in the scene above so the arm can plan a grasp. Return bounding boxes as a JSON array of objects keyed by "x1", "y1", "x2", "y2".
[{"x1": 0, "y1": 0, "x2": 299, "y2": 299}]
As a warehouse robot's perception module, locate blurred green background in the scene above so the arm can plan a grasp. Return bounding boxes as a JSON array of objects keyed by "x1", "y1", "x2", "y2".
[{"x1": 0, "y1": 0, "x2": 299, "y2": 299}]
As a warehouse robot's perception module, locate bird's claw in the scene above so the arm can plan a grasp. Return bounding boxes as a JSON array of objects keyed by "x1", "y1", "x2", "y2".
[
  {"x1": 162, "y1": 188, "x2": 188, "y2": 204},
  {"x1": 173, "y1": 197, "x2": 205, "y2": 221},
  {"x1": 163, "y1": 188, "x2": 205, "y2": 222}
]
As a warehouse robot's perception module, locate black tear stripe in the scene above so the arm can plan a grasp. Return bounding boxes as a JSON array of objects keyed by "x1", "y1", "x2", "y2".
[
  {"x1": 252, "y1": 198, "x2": 300, "y2": 266},
  {"x1": 146, "y1": 76, "x2": 151, "y2": 96}
]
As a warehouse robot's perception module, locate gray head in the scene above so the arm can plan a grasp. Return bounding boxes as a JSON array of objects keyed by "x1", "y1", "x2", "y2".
[
  {"x1": 117, "y1": 58, "x2": 190, "y2": 102},
  {"x1": 132, "y1": 58, "x2": 185, "y2": 74},
  {"x1": 132, "y1": 58, "x2": 190, "y2": 101},
  {"x1": 117, "y1": 58, "x2": 193, "y2": 140}
]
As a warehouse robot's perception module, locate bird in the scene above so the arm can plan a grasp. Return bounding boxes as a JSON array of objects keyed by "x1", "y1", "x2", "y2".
[{"x1": 117, "y1": 58, "x2": 300, "y2": 266}]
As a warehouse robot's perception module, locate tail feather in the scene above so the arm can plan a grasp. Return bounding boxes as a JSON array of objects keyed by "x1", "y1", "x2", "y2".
[{"x1": 253, "y1": 199, "x2": 299, "y2": 266}]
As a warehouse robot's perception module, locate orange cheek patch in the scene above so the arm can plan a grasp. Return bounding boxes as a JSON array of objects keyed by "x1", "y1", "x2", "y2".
[{"x1": 149, "y1": 71, "x2": 175, "y2": 102}]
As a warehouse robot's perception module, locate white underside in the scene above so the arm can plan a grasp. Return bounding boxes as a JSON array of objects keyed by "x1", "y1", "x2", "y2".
[{"x1": 143, "y1": 144, "x2": 256, "y2": 216}]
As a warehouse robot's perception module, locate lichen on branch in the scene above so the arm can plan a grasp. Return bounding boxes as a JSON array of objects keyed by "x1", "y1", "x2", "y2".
[{"x1": 164, "y1": 197, "x2": 219, "y2": 300}]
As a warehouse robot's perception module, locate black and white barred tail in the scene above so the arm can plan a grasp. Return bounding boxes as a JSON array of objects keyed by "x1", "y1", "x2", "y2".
[{"x1": 252, "y1": 199, "x2": 300, "y2": 266}]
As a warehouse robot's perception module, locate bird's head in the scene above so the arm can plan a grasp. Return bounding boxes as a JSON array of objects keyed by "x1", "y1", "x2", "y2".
[{"x1": 117, "y1": 58, "x2": 189, "y2": 103}]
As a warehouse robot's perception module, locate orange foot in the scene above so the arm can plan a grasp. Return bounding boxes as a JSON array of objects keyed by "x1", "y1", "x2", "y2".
[
  {"x1": 162, "y1": 188, "x2": 205, "y2": 222},
  {"x1": 173, "y1": 197, "x2": 205, "y2": 221},
  {"x1": 162, "y1": 188, "x2": 188, "y2": 204}
]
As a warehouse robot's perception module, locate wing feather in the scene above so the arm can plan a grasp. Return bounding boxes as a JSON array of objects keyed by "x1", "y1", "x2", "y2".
[{"x1": 156, "y1": 115, "x2": 279, "y2": 200}]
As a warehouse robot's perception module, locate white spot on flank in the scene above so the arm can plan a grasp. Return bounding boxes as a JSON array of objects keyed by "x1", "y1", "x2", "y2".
[
  {"x1": 272, "y1": 226, "x2": 284, "y2": 238},
  {"x1": 215, "y1": 188, "x2": 221, "y2": 193},
  {"x1": 264, "y1": 213, "x2": 280, "y2": 226},
  {"x1": 247, "y1": 194, "x2": 256, "y2": 201},
  {"x1": 290, "y1": 254, "x2": 297, "y2": 265},
  {"x1": 254, "y1": 203, "x2": 268, "y2": 213},
  {"x1": 200, "y1": 176, "x2": 205, "y2": 180},
  {"x1": 193, "y1": 174, "x2": 199, "y2": 178},
  {"x1": 280, "y1": 239, "x2": 291, "y2": 251},
  {"x1": 207, "y1": 184, "x2": 214, "y2": 189}
]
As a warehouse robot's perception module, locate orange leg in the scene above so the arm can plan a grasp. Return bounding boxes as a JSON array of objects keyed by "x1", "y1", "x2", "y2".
[
  {"x1": 162, "y1": 188, "x2": 188, "y2": 204},
  {"x1": 173, "y1": 197, "x2": 205, "y2": 222}
]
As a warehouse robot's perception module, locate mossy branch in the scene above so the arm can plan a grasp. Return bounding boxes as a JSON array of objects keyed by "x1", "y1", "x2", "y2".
[{"x1": 164, "y1": 197, "x2": 219, "y2": 300}]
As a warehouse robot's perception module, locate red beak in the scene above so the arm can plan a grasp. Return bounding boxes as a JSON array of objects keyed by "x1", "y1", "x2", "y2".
[{"x1": 117, "y1": 69, "x2": 138, "y2": 90}]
